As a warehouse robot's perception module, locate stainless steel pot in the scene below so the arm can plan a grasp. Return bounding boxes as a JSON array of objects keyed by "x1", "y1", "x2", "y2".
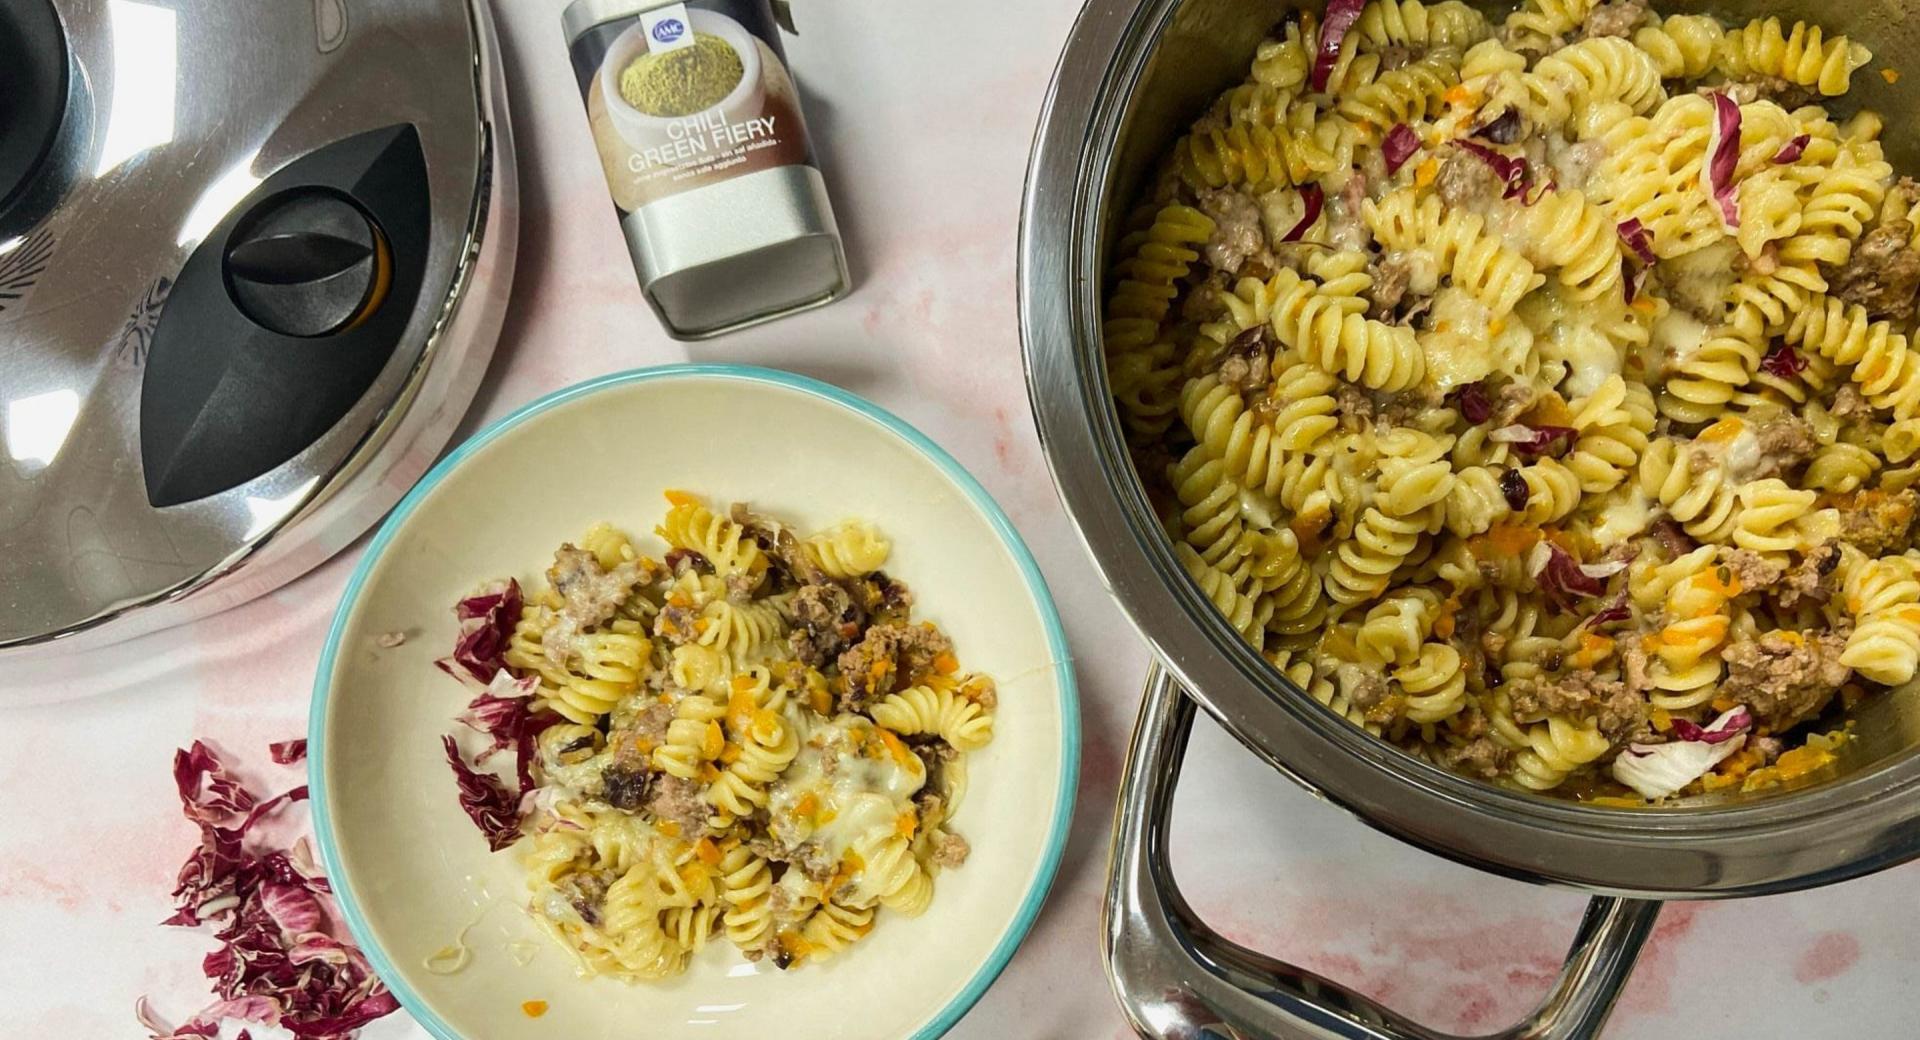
[{"x1": 1020, "y1": 2, "x2": 1920, "y2": 1036}]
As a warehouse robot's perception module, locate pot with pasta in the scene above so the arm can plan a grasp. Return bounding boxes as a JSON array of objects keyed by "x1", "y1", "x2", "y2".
[{"x1": 1022, "y1": 0, "x2": 1920, "y2": 1036}]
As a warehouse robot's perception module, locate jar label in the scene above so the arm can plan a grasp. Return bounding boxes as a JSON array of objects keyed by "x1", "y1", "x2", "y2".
[{"x1": 567, "y1": 0, "x2": 813, "y2": 212}]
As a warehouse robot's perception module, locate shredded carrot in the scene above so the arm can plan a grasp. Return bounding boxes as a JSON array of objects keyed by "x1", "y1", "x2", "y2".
[
  {"x1": 1489, "y1": 316, "x2": 1507, "y2": 336},
  {"x1": 1650, "y1": 707, "x2": 1673, "y2": 732},
  {"x1": 1885, "y1": 68, "x2": 1902, "y2": 84},
  {"x1": 896, "y1": 812, "x2": 919, "y2": 838},
  {"x1": 717, "y1": 743, "x2": 742, "y2": 766},
  {"x1": 1414, "y1": 157, "x2": 1440, "y2": 187},
  {"x1": 876, "y1": 728, "x2": 915, "y2": 766},
  {"x1": 657, "y1": 819, "x2": 681, "y2": 837},
  {"x1": 665, "y1": 489, "x2": 699, "y2": 507},
  {"x1": 522, "y1": 1000, "x2": 549, "y2": 1018},
  {"x1": 932, "y1": 652, "x2": 960, "y2": 676},
  {"x1": 1711, "y1": 695, "x2": 1740, "y2": 713},
  {"x1": 1697, "y1": 417, "x2": 1745, "y2": 444},
  {"x1": 1444, "y1": 84, "x2": 1472, "y2": 106},
  {"x1": 702, "y1": 721, "x2": 726, "y2": 759},
  {"x1": 695, "y1": 837, "x2": 723, "y2": 866},
  {"x1": 1630, "y1": 297, "x2": 1659, "y2": 314},
  {"x1": 1478, "y1": 523, "x2": 1542, "y2": 559},
  {"x1": 1588, "y1": 796, "x2": 1647, "y2": 809},
  {"x1": 1520, "y1": 393, "x2": 1574, "y2": 428},
  {"x1": 809, "y1": 686, "x2": 832, "y2": 716}
]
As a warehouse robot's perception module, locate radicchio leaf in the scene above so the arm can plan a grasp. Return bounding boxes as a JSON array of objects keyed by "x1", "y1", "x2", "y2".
[
  {"x1": 1772, "y1": 134, "x2": 1811, "y2": 164},
  {"x1": 1282, "y1": 183, "x2": 1325, "y2": 243},
  {"x1": 1491, "y1": 423, "x2": 1578, "y2": 459},
  {"x1": 1529, "y1": 541, "x2": 1611, "y2": 607},
  {"x1": 268, "y1": 739, "x2": 307, "y2": 765},
  {"x1": 1706, "y1": 92, "x2": 1743, "y2": 228},
  {"x1": 1384, "y1": 124, "x2": 1421, "y2": 174},
  {"x1": 433, "y1": 578, "x2": 523, "y2": 691},
  {"x1": 442, "y1": 735, "x2": 526, "y2": 853},
  {"x1": 1472, "y1": 109, "x2": 1523, "y2": 145},
  {"x1": 1453, "y1": 140, "x2": 1539, "y2": 202},
  {"x1": 1450, "y1": 381, "x2": 1493, "y2": 425},
  {"x1": 1617, "y1": 219, "x2": 1658, "y2": 266},
  {"x1": 174, "y1": 741, "x2": 257, "y2": 825},
  {"x1": 1312, "y1": 0, "x2": 1366, "y2": 92},
  {"x1": 1612, "y1": 707, "x2": 1755, "y2": 799},
  {"x1": 1759, "y1": 340, "x2": 1810, "y2": 381},
  {"x1": 147, "y1": 744, "x2": 395, "y2": 1040},
  {"x1": 1586, "y1": 590, "x2": 1634, "y2": 629}
]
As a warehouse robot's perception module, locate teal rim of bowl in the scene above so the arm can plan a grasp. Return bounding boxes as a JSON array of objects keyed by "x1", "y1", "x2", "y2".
[{"x1": 308, "y1": 363, "x2": 1080, "y2": 1040}]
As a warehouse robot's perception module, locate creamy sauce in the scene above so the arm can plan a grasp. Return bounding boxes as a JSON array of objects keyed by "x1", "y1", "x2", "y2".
[
  {"x1": 1589, "y1": 488, "x2": 1654, "y2": 549},
  {"x1": 768, "y1": 714, "x2": 925, "y2": 903},
  {"x1": 1422, "y1": 288, "x2": 1497, "y2": 390}
]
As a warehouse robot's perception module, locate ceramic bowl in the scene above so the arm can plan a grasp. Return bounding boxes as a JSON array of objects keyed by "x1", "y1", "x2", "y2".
[{"x1": 309, "y1": 365, "x2": 1078, "y2": 1039}]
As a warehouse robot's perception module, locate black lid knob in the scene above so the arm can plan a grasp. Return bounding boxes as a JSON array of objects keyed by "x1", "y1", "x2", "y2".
[
  {"x1": 0, "y1": 0, "x2": 70, "y2": 215},
  {"x1": 224, "y1": 189, "x2": 389, "y2": 338}
]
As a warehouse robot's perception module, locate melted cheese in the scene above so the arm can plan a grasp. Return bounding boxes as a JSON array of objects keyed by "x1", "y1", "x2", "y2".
[
  {"x1": 1423, "y1": 287, "x2": 1497, "y2": 390},
  {"x1": 1589, "y1": 488, "x2": 1654, "y2": 549},
  {"x1": 768, "y1": 714, "x2": 925, "y2": 898}
]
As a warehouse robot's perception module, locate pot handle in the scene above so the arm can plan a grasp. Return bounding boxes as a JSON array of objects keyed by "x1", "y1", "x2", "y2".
[{"x1": 1106, "y1": 663, "x2": 1663, "y2": 1040}]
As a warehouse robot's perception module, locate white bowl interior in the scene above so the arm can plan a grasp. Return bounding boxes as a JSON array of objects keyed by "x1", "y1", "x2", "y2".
[{"x1": 314, "y1": 370, "x2": 1074, "y2": 1040}]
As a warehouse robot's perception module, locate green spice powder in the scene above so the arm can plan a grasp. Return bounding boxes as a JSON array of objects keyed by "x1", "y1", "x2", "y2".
[{"x1": 619, "y1": 33, "x2": 745, "y2": 117}]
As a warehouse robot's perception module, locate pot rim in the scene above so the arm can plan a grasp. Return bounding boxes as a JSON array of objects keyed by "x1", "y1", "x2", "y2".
[{"x1": 1018, "y1": 0, "x2": 1920, "y2": 898}]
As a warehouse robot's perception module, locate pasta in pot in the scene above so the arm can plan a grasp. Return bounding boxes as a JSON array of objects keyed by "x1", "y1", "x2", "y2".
[
  {"x1": 436, "y1": 494, "x2": 995, "y2": 980},
  {"x1": 1109, "y1": 1, "x2": 1920, "y2": 802}
]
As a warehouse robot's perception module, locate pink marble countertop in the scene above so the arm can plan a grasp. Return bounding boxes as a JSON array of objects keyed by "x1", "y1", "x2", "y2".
[{"x1": 6, "y1": 1, "x2": 1918, "y2": 1037}]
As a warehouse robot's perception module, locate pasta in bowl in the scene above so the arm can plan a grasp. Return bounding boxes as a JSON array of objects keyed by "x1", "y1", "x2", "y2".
[
  {"x1": 309, "y1": 366, "x2": 1074, "y2": 1039},
  {"x1": 1104, "y1": 0, "x2": 1920, "y2": 804}
]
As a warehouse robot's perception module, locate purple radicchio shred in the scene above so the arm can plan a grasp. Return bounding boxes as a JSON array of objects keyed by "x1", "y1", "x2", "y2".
[
  {"x1": 268, "y1": 739, "x2": 307, "y2": 766},
  {"x1": 1537, "y1": 543, "x2": 1609, "y2": 607},
  {"x1": 1586, "y1": 590, "x2": 1633, "y2": 629},
  {"x1": 1759, "y1": 340, "x2": 1810, "y2": 380},
  {"x1": 432, "y1": 578, "x2": 523, "y2": 691},
  {"x1": 1283, "y1": 183, "x2": 1326, "y2": 242},
  {"x1": 1383, "y1": 124, "x2": 1421, "y2": 174},
  {"x1": 1452, "y1": 139, "x2": 1539, "y2": 202},
  {"x1": 1650, "y1": 517, "x2": 1698, "y2": 557},
  {"x1": 1669, "y1": 707, "x2": 1755, "y2": 744},
  {"x1": 1772, "y1": 134, "x2": 1811, "y2": 164},
  {"x1": 174, "y1": 740, "x2": 257, "y2": 826},
  {"x1": 145, "y1": 742, "x2": 395, "y2": 1040},
  {"x1": 1504, "y1": 425, "x2": 1579, "y2": 459},
  {"x1": 1472, "y1": 109, "x2": 1524, "y2": 145},
  {"x1": 1499, "y1": 468, "x2": 1531, "y2": 512},
  {"x1": 1707, "y1": 92, "x2": 1743, "y2": 228},
  {"x1": 1617, "y1": 219, "x2": 1658, "y2": 266},
  {"x1": 1312, "y1": 0, "x2": 1366, "y2": 92},
  {"x1": 1622, "y1": 257, "x2": 1649, "y2": 304},
  {"x1": 443, "y1": 734, "x2": 530, "y2": 853},
  {"x1": 1450, "y1": 381, "x2": 1493, "y2": 425}
]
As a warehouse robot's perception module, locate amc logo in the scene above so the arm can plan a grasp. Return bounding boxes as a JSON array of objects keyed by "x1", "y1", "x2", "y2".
[{"x1": 651, "y1": 17, "x2": 687, "y2": 43}]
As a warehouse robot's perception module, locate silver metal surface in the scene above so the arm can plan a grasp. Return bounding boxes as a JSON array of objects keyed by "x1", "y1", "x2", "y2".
[
  {"x1": 1021, "y1": 0, "x2": 1920, "y2": 1034},
  {"x1": 1109, "y1": 665, "x2": 1660, "y2": 1040},
  {"x1": 0, "y1": 0, "x2": 518, "y2": 661},
  {"x1": 629, "y1": 164, "x2": 849, "y2": 339}
]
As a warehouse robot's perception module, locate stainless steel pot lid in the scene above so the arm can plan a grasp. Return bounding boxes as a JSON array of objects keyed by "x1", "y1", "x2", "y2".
[{"x1": 0, "y1": 0, "x2": 515, "y2": 654}]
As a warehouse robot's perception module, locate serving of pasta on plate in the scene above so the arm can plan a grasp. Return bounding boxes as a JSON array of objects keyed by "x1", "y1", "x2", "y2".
[
  {"x1": 435, "y1": 493, "x2": 993, "y2": 982},
  {"x1": 1107, "y1": 0, "x2": 1920, "y2": 802}
]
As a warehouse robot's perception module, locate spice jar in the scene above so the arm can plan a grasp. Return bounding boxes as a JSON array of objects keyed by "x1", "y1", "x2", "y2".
[{"x1": 562, "y1": 0, "x2": 850, "y2": 339}]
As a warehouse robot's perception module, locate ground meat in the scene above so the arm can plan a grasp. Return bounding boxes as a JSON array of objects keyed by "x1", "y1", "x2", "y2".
[
  {"x1": 835, "y1": 622, "x2": 953, "y2": 711},
  {"x1": 1335, "y1": 384, "x2": 1375, "y2": 424},
  {"x1": 746, "y1": 832, "x2": 787, "y2": 864},
  {"x1": 1507, "y1": 671, "x2": 1647, "y2": 740},
  {"x1": 545, "y1": 545, "x2": 643, "y2": 667},
  {"x1": 787, "y1": 581, "x2": 864, "y2": 668},
  {"x1": 1747, "y1": 414, "x2": 1819, "y2": 480},
  {"x1": 1488, "y1": 380, "x2": 1538, "y2": 428},
  {"x1": 1621, "y1": 641, "x2": 1652, "y2": 696},
  {"x1": 1196, "y1": 187, "x2": 1271, "y2": 276},
  {"x1": 1340, "y1": 666, "x2": 1392, "y2": 711},
  {"x1": 1720, "y1": 630, "x2": 1851, "y2": 730},
  {"x1": 1435, "y1": 153, "x2": 1505, "y2": 212},
  {"x1": 557, "y1": 872, "x2": 610, "y2": 926},
  {"x1": 1778, "y1": 543, "x2": 1843, "y2": 610},
  {"x1": 599, "y1": 765, "x2": 652, "y2": 812},
  {"x1": 1366, "y1": 253, "x2": 1414, "y2": 321},
  {"x1": 1439, "y1": 736, "x2": 1515, "y2": 779},
  {"x1": 1323, "y1": 169, "x2": 1372, "y2": 252},
  {"x1": 1648, "y1": 518, "x2": 1697, "y2": 558},
  {"x1": 1830, "y1": 221, "x2": 1920, "y2": 322},
  {"x1": 1218, "y1": 326, "x2": 1275, "y2": 393},
  {"x1": 1545, "y1": 139, "x2": 1608, "y2": 193},
  {"x1": 1577, "y1": 0, "x2": 1646, "y2": 38},
  {"x1": 1376, "y1": 386, "x2": 1445, "y2": 429},
  {"x1": 1712, "y1": 78, "x2": 1818, "y2": 110},
  {"x1": 1831, "y1": 385, "x2": 1871, "y2": 421},
  {"x1": 1722, "y1": 549, "x2": 1786, "y2": 595},
  {"x1": 793, "y1": 841, "x2": 838, "y2": 884},
  {"x1": 644, "y1": 775, "x2": 710, "y2": 837},
  {"x1": 1376, "y1": 43, "x2": 1416, "y2": 71},
  {"x1": 931, "y1": 832, "x2": 972, "y2": 869},
  {"x1": 665, "y1": 547, "x2": 713, "y2": 577},
  {"x1": 1841, "y1": 489, "x2": 1920, "y2": 557}
]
